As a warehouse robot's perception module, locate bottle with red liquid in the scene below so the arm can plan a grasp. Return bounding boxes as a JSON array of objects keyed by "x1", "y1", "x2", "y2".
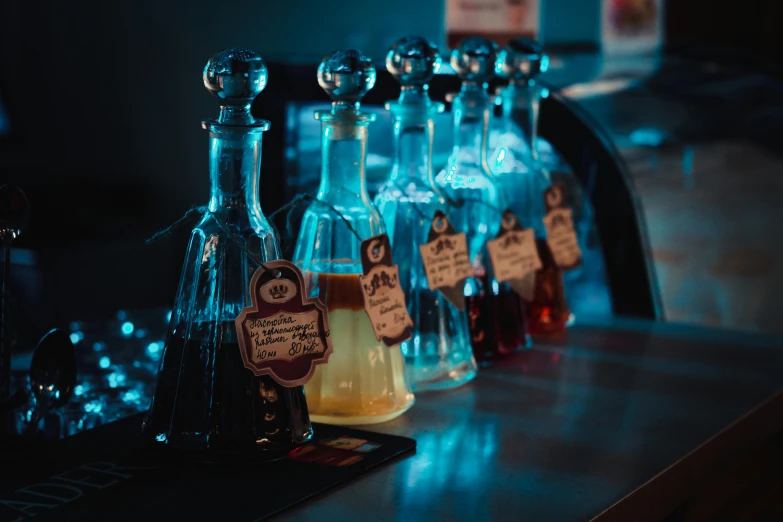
[
  {"x1": 493, "y1": 39, "x2": 573, "y2": 335},
  {"x1": 436, "y1": 38, "x2": 530, "y2": 362}
]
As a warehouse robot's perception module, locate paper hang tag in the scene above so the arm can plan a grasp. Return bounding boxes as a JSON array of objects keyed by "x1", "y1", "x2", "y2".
[
  {"x1": 359, "y1": 234, "x2": 414, "y2": 347},
  {"x1": 418, "y1": 211, "x2": 473, "y2": 311},
  {"x1": 487, "y1": 210, "x2": 542, "y2": 301},
  {"x1": 235, "y1": 260, "x2": 333, "y2": 388},
  {"x1": 543, "y1": 183, "x2": 582, "y2": 271}
]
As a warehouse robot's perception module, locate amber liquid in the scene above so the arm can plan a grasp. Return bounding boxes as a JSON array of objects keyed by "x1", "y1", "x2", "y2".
[
  {"x1": 303, "y1": 271, "x2": 414, "y2": 425},
  {"x1": 144, "y1": 325, "x2": 312, "y2": 461},
  {"x1": 465, "y1": 272, "x2": 530, "y2": 363},
  {"x1": 526, "y1": 239, "x2": 571, "y2": 335}
]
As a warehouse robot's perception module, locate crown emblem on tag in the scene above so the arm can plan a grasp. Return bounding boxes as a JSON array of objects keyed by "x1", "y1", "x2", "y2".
[
  {"x1": 260, "y1": 278, "x2": 297, "y2": 304},
  {"x1": 270, "y1": 284, "x2": 289, "y2": 300}
]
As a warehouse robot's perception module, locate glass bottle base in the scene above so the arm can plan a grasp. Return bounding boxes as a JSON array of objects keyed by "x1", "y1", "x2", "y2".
[
  {"x1": 408, "y1": 361, "x2": 477, "y2": 392},
  {"x1": 528, "y1": 311, "x2": 574, "y2": 335},
  {"x1": 145, "y1": 430, "x2": 313, "y2": 465},
  {"x1": 309, "y1": 399, "x2": 414, "y2": 426}
]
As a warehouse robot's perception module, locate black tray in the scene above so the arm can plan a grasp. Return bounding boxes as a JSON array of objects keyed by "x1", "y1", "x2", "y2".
[{"x1": 0, "y1": 414, "x2": 416, "y2": 521}]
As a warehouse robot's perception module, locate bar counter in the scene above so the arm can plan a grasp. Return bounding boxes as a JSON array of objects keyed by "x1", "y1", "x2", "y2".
[
  {"x1": 276, "y1": 319, "x2": 783, "y2": 521},
  {"x1": 4, "y1": 316, "x2": 783, "y2": 520}
]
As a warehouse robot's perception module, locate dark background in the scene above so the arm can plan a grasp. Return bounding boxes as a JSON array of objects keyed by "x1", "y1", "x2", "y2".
[
  {"x1": 666, "y1": 1, "x2": 783, "y2": 68},
  {"x1": 1, "y1": 0, "x2": 781, "y2": 341}
]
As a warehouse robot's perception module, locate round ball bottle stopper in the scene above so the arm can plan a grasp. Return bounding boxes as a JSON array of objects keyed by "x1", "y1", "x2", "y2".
[
  {"x1": 498, "y1": 38, "x2": 548, "y2": 82},
  {"x1": 450, "y1": 37, "x2": 499, "y2": 85},
  {"x1": 317, "y1": 49, "x2": 376, "y2": 110},
  {"x1": 386, "y1": 36, "x2": 441, "y2": 88},
  {"x1": 203, "y1": 48, "x2": 268, "y2": 106}
]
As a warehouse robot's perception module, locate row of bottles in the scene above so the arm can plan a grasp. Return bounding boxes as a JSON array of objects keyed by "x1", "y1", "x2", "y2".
[{"x1": 144, "y1": 36, "x2": 583, "y2": 461}]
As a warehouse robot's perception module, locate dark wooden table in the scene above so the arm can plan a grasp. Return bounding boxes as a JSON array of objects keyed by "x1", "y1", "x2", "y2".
[{"x1": 276, "y1": 318, "x2": 783, "y2": 521}]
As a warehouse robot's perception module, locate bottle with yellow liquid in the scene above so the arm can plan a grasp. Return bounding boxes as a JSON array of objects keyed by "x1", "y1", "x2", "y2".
[{"x1": 293, "y1": 50, "x2": 415, "y2": 425}]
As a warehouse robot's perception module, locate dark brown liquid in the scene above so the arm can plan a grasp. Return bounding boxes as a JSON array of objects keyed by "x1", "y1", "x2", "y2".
[
  {"x1": 305, "y1": 272, "x2": 364, "y2": 311},
  {"x1": 465, "y1": 272, "x2": 530, "y2": 362},
  {"x1": 144, "y1": 325, "x2": 312, "y2": 462},
  {"x1": 526, "y1": 239, "x2": 571, "y2": 335},
  {"x1": 494, "y1": 285, "x2": 530, "y2": 355},
  {"x1": 466, "y1": 292, "x2": 494, "y2": 364}
]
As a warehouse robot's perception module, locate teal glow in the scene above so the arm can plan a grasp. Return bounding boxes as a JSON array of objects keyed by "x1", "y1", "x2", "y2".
[
  {"x1": 123, "y1": 390, "x2": 142, "y2": 403},
  {"x1": 121, "y1": 321, "x2": 134, "y2": 336},
  {"x1": 84, "y1": 400, "x2": 102, "y2": 413}
]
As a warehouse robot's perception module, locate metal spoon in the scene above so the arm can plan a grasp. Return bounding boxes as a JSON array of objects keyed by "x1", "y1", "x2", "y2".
[{"x1": 25, "y1": 329, "x2": 77, "y2": 436}]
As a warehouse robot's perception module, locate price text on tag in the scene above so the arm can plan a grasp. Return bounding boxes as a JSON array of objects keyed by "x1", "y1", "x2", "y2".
[
  {"x1": 419, "y1": 211, "x2": 473, "y2": 310},
  {"x1": 236, "y1": 260, "x2": 332, "y2": 387},
  {"x1": 359, "y1": 234, "x2": 414, "y2": 347},
  {"x1": 487, "y1": 210, "x2": 543, "y2": 300}
]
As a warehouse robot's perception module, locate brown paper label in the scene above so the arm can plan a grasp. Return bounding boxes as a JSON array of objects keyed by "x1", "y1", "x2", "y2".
[
  {"x1": 419, "y1": 211, "x2": 473, "y2": 311},
  {"x1": 487, "y1": 210, "x2": 542, "y2": 300},
  {"x1": 359, "y1": 234, "x2": 414, "y2": 347},
  {"x1": 235, "y1": 260, "x2": 333, "y2": 387},
  {"x1": 543, "y1": 184, "x2": 582, "y2": 271}
]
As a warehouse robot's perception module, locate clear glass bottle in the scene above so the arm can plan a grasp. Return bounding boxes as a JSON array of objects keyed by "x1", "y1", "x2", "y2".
[
  {"x1": 143, "y1": 49, "x2": 312, "y2": 460},
  {"x1": 437, "y1": 38, "x2": 530, "y2": 362},
  {"x1": 294, "y1": 50, "x2": 414, "y2": 425},
  {"x1": 374, "y1": 37, "x2": 476, "y2": 391},
  {"x1": 495, "y1": 39, "x2": 572, "y2": 334}
]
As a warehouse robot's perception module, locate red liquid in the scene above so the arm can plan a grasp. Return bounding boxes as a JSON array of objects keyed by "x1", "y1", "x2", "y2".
[
  {"x1": 526, "y1": 239, "x2": 571, "y2": 335},
  {"x1": 465, "y1": 272, "x2": 530, "y2": 362}
]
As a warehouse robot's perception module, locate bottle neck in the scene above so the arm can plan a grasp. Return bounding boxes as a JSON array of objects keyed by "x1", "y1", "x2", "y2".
[
  {"x1": 504, "y1": 81, "x2": 542, "y2": 161},
  {"x1": 207, "y1": 132, "x2": 264, "y2": 213},
  {"x1": 391, "y1": 117, "x2": 435, "y2": 185},
  {"x1": 452, "y1": 86, "x2": 492, "y2": 170},
  {"x1": 317, "y1": 122, "x2": 372, "y2": 205}
]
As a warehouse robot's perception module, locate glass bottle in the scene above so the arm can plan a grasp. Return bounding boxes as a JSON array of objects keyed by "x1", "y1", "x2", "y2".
[
  {"x1": 436, "y1": 38, "x2": 530, "y2": 362},
  {"x1": 374, "y1": 37, "x2": 476, "y2": 391},
  {"x1": 294, "y1": 50, "x2": 415, "y2": 425},
  {"x1": 495, "y1": 39, "x2": 572, "y2": 334},
  {"x1": 143, "y1": 49, "x2": 312, "y2": 460}
]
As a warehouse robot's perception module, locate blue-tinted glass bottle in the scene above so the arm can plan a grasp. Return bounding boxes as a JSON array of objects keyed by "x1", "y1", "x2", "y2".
[
  {"x1": 293, "y1": 50, "x2": 415, "y2": 425},
  {"x1": 494, "y1": 40, "x2": 573, "y2": 334},
  {"x1": 436, "y1": 38, "x2": 530, "y2": 361},
  {"x1": 374, "y1": 37, "x2": 476, "y2": 391},
  {"x1": 143, "y1": 49, "x2": 312, "y2": 460}
]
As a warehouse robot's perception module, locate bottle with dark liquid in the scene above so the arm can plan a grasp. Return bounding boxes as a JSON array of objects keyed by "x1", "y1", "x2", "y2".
[
  {"x1": 293, "y1": 50, "x2": 414, "y2": 425},
  {"x1": 143, "y1": 48, "x2": 312, "y2": 461},
  {"x1": 374, "y1": 36, "x2": 476, "y2": 390},
  {"x1": 436, "y1": 38, "x2": 530, "y2": 362},
  {"x1": 493, "y1": 39, "x2": 573, "y2": 334}
]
